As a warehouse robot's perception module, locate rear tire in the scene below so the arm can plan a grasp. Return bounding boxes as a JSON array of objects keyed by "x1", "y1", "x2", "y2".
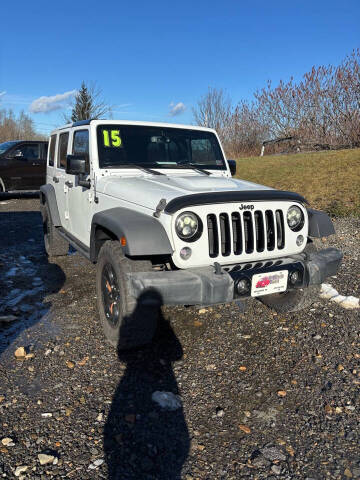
[
  {"x1": 41, "y1": 202, "x2": 69, "y2": 257},
  {"x1": 258, "y1": 242, "x2": 320, "y2": 313},
  {"x1": 96, "y1": 240, "x2": 160, "y2": 349}
]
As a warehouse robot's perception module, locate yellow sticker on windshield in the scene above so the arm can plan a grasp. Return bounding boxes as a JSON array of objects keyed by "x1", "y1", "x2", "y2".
[{"x1": 102, "y1": 129, "x2": 122, "y2": 147}]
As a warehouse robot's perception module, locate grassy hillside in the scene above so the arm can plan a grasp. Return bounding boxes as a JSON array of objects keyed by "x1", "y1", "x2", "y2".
[{"x1": 235, "y1": 148, "x2": 360, "y2": 217}]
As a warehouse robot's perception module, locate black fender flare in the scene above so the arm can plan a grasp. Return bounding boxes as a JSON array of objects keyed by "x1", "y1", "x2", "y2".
[
  {"x1": 90, "y1": 207, "x2": 173, "y2": 261},
  {"x1": 307, "y1": 208, "x2": 335, "y2": 237},
  {"x1": 39, "y1": 184, "x2": 61, "y2": 226}
]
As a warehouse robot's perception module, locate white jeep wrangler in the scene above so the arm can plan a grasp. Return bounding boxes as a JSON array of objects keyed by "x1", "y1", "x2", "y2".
[{"x1": 40, "y1": 120, "x2": 342, "y2": 348}]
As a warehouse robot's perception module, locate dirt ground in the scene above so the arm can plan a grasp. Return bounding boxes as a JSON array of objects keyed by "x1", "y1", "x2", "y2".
[{"x1": 0, "y1": 196, "x2": 359, "y2": 480}]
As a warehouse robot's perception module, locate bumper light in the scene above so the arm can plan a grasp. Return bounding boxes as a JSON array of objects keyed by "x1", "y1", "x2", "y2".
[
  {"x1": 289, "y1": 270, "x2": 302, "y2": 285},
  {"x1": 235, "y1": 277, "x2": 251, "y2": 296},
  {"x1": 296, "y1": 235, "x2": 304, "y2": 246},
  {"x1": 180, "y1": 246, "x2": 192, "y2": 260}
]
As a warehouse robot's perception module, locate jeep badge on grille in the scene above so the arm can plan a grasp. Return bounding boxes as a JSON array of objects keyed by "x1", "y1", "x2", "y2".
[{"x1": 239, "y1": 204, "x2": 255, "y2": 210}]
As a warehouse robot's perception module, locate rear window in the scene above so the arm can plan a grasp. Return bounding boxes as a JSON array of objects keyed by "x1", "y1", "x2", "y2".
[
  {"x1": 58, "y1": 132, "x2": 69, "y2": 169},
  {"x1": 48, "y1": 135, "x2": 57, "y2": 166}
]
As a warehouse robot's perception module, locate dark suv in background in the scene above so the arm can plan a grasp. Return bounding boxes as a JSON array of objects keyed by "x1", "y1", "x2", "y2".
[{"x1": 0, "y1": 140, "x2": 48, "y2": 192}]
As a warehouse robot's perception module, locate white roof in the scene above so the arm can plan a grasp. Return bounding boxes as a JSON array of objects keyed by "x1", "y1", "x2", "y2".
[{"x1": 51, "y1": 119, "x2": 216, "y2": 134}]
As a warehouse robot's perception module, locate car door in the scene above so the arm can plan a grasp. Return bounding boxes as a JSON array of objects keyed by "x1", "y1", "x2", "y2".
[
  {"x1": 0, "y1": 146, "x2": 23, "y2": 190},
  {"x1": 1, "y1": 143, "x2": 39, "y2": 190},
  {"x1": 53, "y1": 131, "x2": 71, "y2": 230},
  {"x1": 33, "y1": 142, "x2": 47, "y2": 188},
  {"x1": 67, "y1": 128, "x2": 93, "y2": 246}
]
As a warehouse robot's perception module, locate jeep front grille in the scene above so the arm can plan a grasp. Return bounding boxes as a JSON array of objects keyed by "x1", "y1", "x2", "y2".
[{"x1": 207, "y1": 209, "x2": 285, "y2": 258}]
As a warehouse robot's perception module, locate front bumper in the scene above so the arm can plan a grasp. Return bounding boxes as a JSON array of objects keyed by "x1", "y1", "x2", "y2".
[{"x1": 129, "y1": 247, "x2": 343, "y2": 306}]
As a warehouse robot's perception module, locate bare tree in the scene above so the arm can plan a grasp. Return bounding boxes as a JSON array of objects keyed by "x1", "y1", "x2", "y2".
[
  {"x1": 66, "y1": 81, "x2": 112, "y2": 122},
  {"x1": 0, "y1": 108, "x2": 44, "y2": 143},
  {"x1": 192, "y1": 87, "x2": 233, "y2": 133},
  {"x1": 193, "y1": 49, "x2": 360, "y2": 157}
]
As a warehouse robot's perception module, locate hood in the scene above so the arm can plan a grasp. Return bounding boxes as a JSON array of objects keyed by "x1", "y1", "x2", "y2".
[{"x1": 96, "y1": 173, "x2": 273, "y2": 211}]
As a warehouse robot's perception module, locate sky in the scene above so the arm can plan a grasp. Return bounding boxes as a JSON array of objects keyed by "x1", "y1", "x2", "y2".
[{"x1": 0, "y1": 0, "x2": 359, "y2": 136}]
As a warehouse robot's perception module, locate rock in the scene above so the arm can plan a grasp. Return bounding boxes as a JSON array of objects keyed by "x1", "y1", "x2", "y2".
[
  {"x1": 15, "y1": 466, "x2": 29, "y2": 477},
  {"x1": 88, "y1": 458, "x2": 104, "y2": 470},
  {"x1": 239, "y1": 365, "x2": 247, "y2": 371},
  {"x1": 216, "y1": 407, "x2": 224, "y2": 417},
  {"x1": 38, "y1": 453, "x2": 55, "y2": 465},
  {"x1": 41, "y1": 413, "x2": 53, "y2": 418},
  {"x1": 239, "y1": 424, "x2": 251, "y2": 434},
  {"x1": 96, "y1": 412, "x2": 104, "y2": 422},
  {"x1": 271, "y1": 464, "x2": 282, "y2": 475},
  {"x1": 344, "y1": 468, "x2": 353, "y2": 478},
  {"x1": 14, "y1": 347, "x2": 26, "y2": 359},
  {"x1": 151, "y1": 391, "x2": 182, "y2": 410},
  {"x1": 251, "y1": 450, "x2": 271, "y2": 468},
  {"x1": 260, "y1": 446, "x2": 286, "y2": 462},
  {"x1": 1, "y1": 437, "x2": 15, "y2": 446},
  {"x1": 277, "y1": 390, "x2": 287, "y2": 397},
  {"x1": 66, "y1": 360, "x2": 75, "y2": 369}
]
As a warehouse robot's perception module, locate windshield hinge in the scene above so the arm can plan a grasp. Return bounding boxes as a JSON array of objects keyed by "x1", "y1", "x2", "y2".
[{"x1": 153, "y1": 198, "x2": 167, "y2": 218}]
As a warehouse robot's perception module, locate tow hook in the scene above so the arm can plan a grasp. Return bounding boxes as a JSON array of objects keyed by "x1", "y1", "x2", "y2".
[{"x1": 214, "y1": 262, "x2": 223, "y2": 275}]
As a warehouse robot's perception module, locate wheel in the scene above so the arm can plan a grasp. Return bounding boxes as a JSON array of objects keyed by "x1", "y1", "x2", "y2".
[
  {"x1": 40, "y1": 202, "x2": 69, "y2": 257},
  {"x1": 96, "y1": 240, "x2": 160, "y2": 349},
  {"x1": 258, "y1": 242, "x2": 320, "y2": 313}
]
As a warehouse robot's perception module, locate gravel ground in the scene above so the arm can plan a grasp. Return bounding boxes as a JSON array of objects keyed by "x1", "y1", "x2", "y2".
[{"x1": 0, "y1": 196, "x2": 359, "y2": 480}]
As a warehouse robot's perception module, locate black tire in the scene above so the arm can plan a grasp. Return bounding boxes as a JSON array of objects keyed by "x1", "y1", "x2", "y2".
[
  {"x1": 40, "y1": 202, "x2": 69, "y2": 257},
  {"x1": 258, "y1": 242, "x2": 320, "y2": 313},
  {"x1": 96, "y1": 240, "x2": 160, "y2": 349}
]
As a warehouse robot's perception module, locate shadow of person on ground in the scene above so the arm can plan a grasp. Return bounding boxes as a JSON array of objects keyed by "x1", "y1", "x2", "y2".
[
  {"x1": 0, "y1": 210, "x2": 65, "y2": 359},
  {"x1": 104, "y1": 307, "x2": 190, "y2": 480}
]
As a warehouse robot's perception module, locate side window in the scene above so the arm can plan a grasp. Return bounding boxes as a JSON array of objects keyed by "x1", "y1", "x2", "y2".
[
  {"x1": 58, "y1": 132, "x2": 69, "y2": 169},
  {"x1": 72, "y1": 130, "x2": 89, "y2": 155},
  {"x1": 48, "y1": 135, "x2": 57, "y2": 167},
  {"x1": 73, "y1": 130, "x2": 90, "y2": 173},
  {"x1": 14, "y1": 143, "x2": 40, "y2": 160}
]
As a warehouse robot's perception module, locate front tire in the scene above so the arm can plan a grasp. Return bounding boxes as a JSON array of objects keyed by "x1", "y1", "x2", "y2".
[
  {"x1": 96, "y1": 240, "x2": 160, "y2": 349},
  {"x1": 258, "y1": 243, "x2": 320, "y2": 313}
]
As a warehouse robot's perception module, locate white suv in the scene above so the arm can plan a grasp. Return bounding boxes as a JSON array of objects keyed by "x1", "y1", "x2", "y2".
[{"x1": 40, "y1": 120, "x2": 342, "y2": 348}]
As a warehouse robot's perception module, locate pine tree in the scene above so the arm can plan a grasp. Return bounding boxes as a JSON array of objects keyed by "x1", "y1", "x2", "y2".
[{"x1": 69, "y1": 81, "x2": 111, "y2": 122}]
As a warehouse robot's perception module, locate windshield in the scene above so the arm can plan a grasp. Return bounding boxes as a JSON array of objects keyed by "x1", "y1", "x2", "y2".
[
  {"x1": 97, "y1": 125, "x2": 225, "y2": 170},
  {"x1": 0, "y1": 141, "x2": 18, "y2": 155}
]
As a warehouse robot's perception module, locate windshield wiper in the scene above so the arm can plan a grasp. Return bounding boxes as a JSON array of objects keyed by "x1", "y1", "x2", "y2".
[
  {"x1": 103, "y1": 163, "x2": 165, "y2": 175},
  {"x1": 171, "y1": 163, "x2": 211, "y2": 176}
]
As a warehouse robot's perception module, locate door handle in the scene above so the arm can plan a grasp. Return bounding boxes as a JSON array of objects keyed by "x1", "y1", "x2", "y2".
[
  {"x1": 53, "y1": 176, "x2": 59, "y2": 183},
  {"x1": 65, "y1": 180, "x2": 73, "y2": 188}
]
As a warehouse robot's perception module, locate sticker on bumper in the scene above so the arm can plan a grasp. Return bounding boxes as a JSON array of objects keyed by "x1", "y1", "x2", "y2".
[{"x1": 251, "y1": 270, "x2": 288, "y2": 297}]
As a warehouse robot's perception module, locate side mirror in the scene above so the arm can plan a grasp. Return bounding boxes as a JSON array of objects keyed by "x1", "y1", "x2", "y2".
[
  {"x1": 227, "y1": 159, "x2": 237, "y2": 176},
  {"x1": 66, "y1": 154, "x2": 87, "y2": 175}
]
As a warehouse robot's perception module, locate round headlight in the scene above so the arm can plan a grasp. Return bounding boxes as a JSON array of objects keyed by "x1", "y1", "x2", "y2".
[
  {"x1": 287, "y1": 205, "x2": 304, "y2": 231},
  {"x1": 175, "y1": 212, "x2": 202, "y2": 242}
]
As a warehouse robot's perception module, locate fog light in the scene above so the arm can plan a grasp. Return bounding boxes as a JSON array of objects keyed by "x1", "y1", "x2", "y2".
[
  {"x1": 289, "y1": 270, "x2": 301, "y2": 285},
  {"x1": 180, "y1": 246, "x2": 192, "y2": 260},
  {"x1": 296, "y1": 235, "x2": 304, "y2": 246},
  {"x1": 235, "y1": 278, "x2": 251, "y2": 296}
]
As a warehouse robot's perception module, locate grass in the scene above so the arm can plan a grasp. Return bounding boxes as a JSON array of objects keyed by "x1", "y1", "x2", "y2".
[{"x1": 235, "y1": 148, "x2": 360, "y2": 217}]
